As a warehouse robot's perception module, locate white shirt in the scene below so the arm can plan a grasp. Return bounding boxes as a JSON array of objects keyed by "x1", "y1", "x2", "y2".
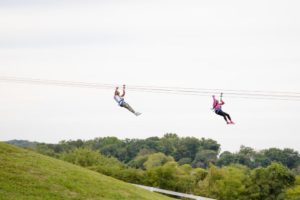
[{"x1": 114, "y1": 95, "x2": 124, "y2": 106}]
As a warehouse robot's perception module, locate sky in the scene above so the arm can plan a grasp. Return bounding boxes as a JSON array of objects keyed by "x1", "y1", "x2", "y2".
[{"x1": 0, "y1": 0, "x2": 299, "y2": 153}]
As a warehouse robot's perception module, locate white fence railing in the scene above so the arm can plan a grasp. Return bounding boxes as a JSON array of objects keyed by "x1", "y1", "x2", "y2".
[{"x1": 133, "y1": 184, "x2": 215, "y2": 200}]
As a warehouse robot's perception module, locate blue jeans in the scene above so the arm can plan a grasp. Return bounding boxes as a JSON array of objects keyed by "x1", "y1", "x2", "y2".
[{"x1": 215, "y1": 109, "x2": 231, "y2": 122}]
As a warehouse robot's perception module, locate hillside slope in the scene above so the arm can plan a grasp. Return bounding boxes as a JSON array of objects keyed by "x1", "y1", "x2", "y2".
[{"x1": 0, "y1": 142, "x2": 174, "y2": 200}]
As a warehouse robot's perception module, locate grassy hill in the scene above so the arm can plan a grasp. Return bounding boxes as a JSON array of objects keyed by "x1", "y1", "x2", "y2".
[{"x1": 0, "y1": 142, "x2": 174, "y2": 200}]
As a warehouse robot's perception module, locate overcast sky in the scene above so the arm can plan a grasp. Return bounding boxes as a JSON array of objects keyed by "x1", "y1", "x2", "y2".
[{"x1": 0, "y1": 0, "x2": 299, "y2": 152}]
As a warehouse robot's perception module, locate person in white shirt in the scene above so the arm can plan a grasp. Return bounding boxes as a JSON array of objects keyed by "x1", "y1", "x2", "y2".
[{"x1": 114, "y1": 85, "x2": 141, "y2": 116}]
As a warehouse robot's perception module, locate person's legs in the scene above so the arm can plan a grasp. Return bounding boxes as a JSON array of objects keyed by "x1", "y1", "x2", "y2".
[
  {"x1": 222, "y1": 111, "x2": 231, "y2": 121},
  {"x1": 215, "y1": 110, "x2": 228, "y2": 122},
  {"x1": 121, "y1": 102, "x2": 136, "y2": 114},
  {"x1": 222, "y1": 111, "x2": 234, "y2": 123}
]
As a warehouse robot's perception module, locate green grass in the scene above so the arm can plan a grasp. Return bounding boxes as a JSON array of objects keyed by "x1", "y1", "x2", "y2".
[{"x1": 0, "y1": 142, "x2": 174, "y2": 200}]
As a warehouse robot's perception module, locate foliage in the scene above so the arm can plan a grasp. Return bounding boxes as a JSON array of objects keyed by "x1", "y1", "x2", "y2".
[
  {"x1": 196, "y1": 163, "x2": 296, "y2": 200},
  {"x1": 192, "y1": 149, "x2": 218, "y2": 168},
  {"x1": 6, "y1": 139, "x2": 37, "y2": 148},
  {"x1": 10, "y1": 136, "x2": 300, "y2": 172},
  {"x1": 196, "y1": 164, "x2": 249, "y2": 199},
  {"x1": 217, "y1": 145, "x2": 300, "y2": 170},
  {"x1": 7, "y1": 135, "x2": 300, "y2": 200},
  {"x1": 143, "y1": 153, "x2": 174, "y2": 170},
  {"x1": 246, "y1": 162, "x2": 295, "y2": 200},
  {"x1": 178, "y1": 157, "x2": 192, "y2": 165},
  {"x1": 285, "y1": 176, "x2": 300, "y2": 200},
  {"x1": 60, "y1": 148, "x2": 102, "y2": 167}
]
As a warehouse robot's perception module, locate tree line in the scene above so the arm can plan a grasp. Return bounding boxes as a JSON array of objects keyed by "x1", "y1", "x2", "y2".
[
  {"x1": 23, "y1": 133, "x2": 300, "y2": 171},
  {"x1": 7, "y1": 134, "x2": 300, "y2": 199}
]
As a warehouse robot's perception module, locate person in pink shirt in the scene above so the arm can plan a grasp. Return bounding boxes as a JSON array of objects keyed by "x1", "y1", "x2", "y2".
[{"x1": 212, "y1": 94, "x2": 234, "y2": 124}]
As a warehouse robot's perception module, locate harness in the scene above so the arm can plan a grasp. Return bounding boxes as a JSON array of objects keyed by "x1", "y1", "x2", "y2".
[
  {"x1": 114, "y1": 96, "x2": 125, "y2": 106},
  {"x1": 215, "y1": 109, "x2": 222, "y2": 114}
]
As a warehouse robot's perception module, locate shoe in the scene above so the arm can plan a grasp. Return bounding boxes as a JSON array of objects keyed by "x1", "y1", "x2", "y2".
[
  {"x1": 135, "y1": 112, "x2": 141, "y2": 116},
  {"x1": 229, "y1": 121, "x2": 235, "y2": 124}
]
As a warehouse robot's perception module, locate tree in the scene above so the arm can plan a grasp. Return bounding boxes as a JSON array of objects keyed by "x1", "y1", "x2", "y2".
[
  {"x1": 192, "y1": 168, "x2": 208, "y2": 183},
  {"x1": 178, "y1": 157, "x2": 192, "y2": 165},
  {"x1": 235, "y1": 146, "x2": 257, "y2": 168},
  {"x1": 263, "y1": 148, "x2": 300, "y2": 169},
  {"x1": 192, "y1": 149, "x2": 218, "y2": 168},
  {"x1": 196, "y1": 164, "x2": 224, "y2": 197},
  {"x1": 35, "y1": 143, "x2": 57, "y2": 157},
  {"x1": 196, "y1": 164, "x2": 250, "y2": 200},
  {"x1": 285, "y1": 176, "x2": 300, "y2": 200},
  {"x1": 159, "y1": 133, "x2": 179, "y2": 156},
  {"x1": 217, "y1": 151, "x2": 236, "y2": 167},
  {"x1": 60, "y1": 148, "x2": 101, "y2": 167},
  {"x1": 200, "y1": 138, "x2": 221, "y2": 153},
  {"x1": 174, "y1": 137, "x2": 201, "y2": 161},
  {"x1": 145, "y1": 162, "x2": 178, "y2": 190},
  {"x1": 143, "y1": 153, "x2": 174, "y2": 170},
  {"x1": 215, "y1": 165, "x2": 250, "y2": 200},
  {"x1": 128, "y1": 154, "x2": 149, "y2": 169},
  {"x1": 252, "y1": 152, "x2": 271, "y2": 168},
  {"x1": 246, "y1": 162, "x2": 295, "y2": 200}
]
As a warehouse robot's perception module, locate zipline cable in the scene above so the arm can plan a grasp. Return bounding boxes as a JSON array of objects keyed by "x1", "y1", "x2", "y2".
[
  {"x1": 128, "y1": 86, "x2": 300, "y2": 99},
  {"x1": 1, "y1": 76, "x2": 300, "y2": 101},
  {"x1": 129, "y1": 84, "x2": 300, "y2": 95}
]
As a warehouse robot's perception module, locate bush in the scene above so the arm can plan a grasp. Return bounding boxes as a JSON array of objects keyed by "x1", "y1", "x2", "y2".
[{"x1": 60, "y1": 148, "x2": 101, "y2": 167}]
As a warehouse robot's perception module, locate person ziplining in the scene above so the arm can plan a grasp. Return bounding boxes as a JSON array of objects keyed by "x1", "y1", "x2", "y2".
[
  {"x1": 212, "y1": 93, "x2": 234, "y2": 124},
  {"x1": 114, "y1": 84, "x2": 141, "y2": 116}
]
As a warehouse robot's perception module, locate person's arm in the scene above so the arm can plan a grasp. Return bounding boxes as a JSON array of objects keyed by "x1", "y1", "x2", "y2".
[
  {"x1": 219, "y1": 93, "x2": 224, "y2": 104},
  {"x1": 114, "y1": 87, "x2": 119, "y2": 96},
  {"x1": 212, "y1": 95, "x2": 217, "y2": 107},
  {"x1": 121, "y1": 85, "x2": 126, "y2": 97}
]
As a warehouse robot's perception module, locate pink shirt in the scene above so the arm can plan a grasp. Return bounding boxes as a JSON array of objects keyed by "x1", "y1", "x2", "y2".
[{"x1": 213, "y1": 97, "x2": 224, "y2": 110}]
